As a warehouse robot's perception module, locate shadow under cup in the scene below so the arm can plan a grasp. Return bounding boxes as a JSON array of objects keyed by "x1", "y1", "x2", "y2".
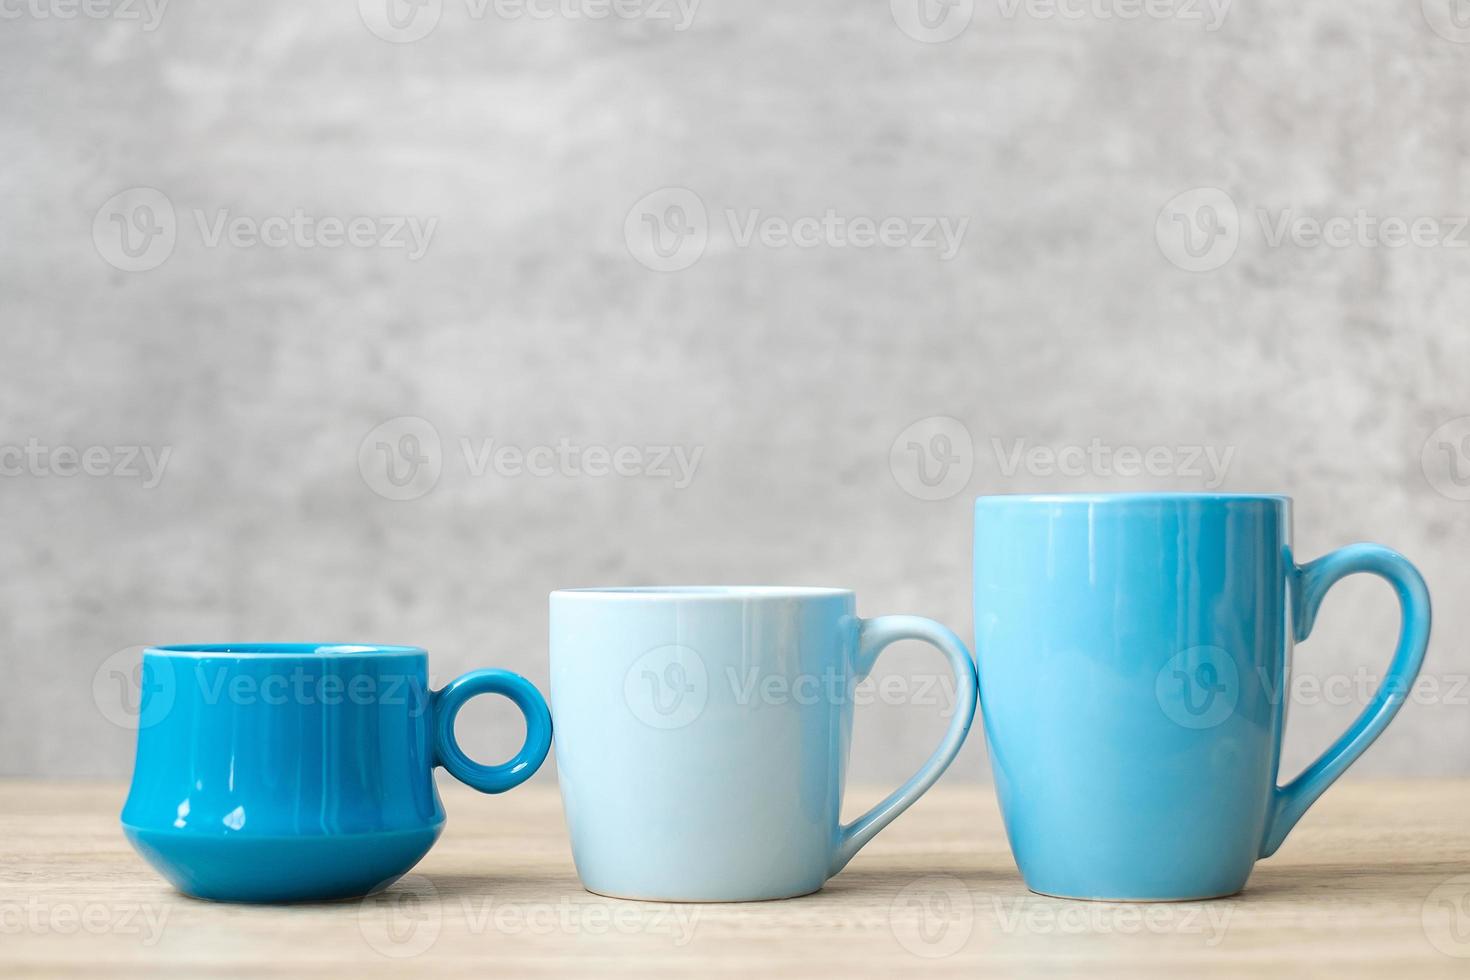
[{"x1": 121, "y1": 644, "x2": 551, "y2": 903}]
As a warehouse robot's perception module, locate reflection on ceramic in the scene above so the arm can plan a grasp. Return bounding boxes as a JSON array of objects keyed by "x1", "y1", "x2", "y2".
[
  {"x1": 550, "y1": 587, "x2": 978, "y2": 902},
  {"x1": 121, "y1": 644, "x2": 552, "y2": 903},
  {"x1": 973, "y1": 494, "x2": 1431, "y2": 901}
]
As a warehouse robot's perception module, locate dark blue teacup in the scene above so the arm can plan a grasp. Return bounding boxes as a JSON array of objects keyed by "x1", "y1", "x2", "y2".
[{"x1": 121, "y1": 644, "x2": 552, "y2": 903}]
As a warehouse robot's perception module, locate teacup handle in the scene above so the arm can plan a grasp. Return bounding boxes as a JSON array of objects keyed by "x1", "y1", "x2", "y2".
[
  {"x1": 829, "y1": 615, "x2": 979, "y2": 876},
  {"x1": 1259, "y1": 544, "x2": 1431, "y2": 857},
  {"x1": 432, "y1": 669, "x2": 553, "y2": 794}
]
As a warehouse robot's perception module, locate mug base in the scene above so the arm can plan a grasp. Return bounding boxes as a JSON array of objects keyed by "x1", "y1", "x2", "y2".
[
  {"x1": 1026, "y1": 886, "x2": 1242, "y2": 903},
  {"x1": 583, "y1": 884, "x2": 824, "y2": 904},
  {"x1": 123, "y1": 822, "x2": 443, "y2": 904}
]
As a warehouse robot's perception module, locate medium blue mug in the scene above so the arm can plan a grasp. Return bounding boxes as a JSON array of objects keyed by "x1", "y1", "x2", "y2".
[
  {"x1": 974, "y1": 494, "x2": 1431, "y2": 901},
  {"x1": 121, "y1": 644, "x2": 552, "y2": 903},
  {"x1": 550, "y1": 587, "x2": 978, "y2": 902}
]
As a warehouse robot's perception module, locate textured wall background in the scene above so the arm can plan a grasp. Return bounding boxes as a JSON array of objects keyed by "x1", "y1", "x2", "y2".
[{"x1": 2, "y1": 0, "x2": 1468, "y2": 784}]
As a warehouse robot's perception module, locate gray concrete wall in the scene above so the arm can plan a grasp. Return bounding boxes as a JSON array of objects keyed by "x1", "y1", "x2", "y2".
[{"x1": 2, "y1": 0, "x2": 1468, "y2": 783}]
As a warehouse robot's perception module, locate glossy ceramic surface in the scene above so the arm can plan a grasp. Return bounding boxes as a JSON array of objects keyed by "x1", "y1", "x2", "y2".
[
  {"x1": 973, "y1": 494, "x2": 1431, "y2": 900},
  {"x1": 121, "y1": 644, "x2": 552, "y2": 903},
  {"x1": 550, "y1": 587, "x2": 978, "y2": 902}
]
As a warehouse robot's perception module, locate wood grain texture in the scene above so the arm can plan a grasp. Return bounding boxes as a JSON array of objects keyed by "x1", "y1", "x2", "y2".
[{"x1": 3, "y1": 780, "x2": 1470, "y2": 978}]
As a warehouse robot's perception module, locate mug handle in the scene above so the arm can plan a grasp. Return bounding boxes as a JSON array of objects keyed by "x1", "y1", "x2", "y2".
[
  {"x1": 1259, "y1": 544, "x2": 1431, "y2": 857},
  {"x1": 829, "y1": 615, "x2": 979, "y2": 876},
  {"x1": 432, "y1": 669, "x2": 553, "y2": 794}
]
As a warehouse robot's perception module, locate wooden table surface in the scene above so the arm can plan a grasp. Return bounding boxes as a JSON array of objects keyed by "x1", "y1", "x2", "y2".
[{"x1": 3, "y1": 779, "x2": 1469, "y2": 977}]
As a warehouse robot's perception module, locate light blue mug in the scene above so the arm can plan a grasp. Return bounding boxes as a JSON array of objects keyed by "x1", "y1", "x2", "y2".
[
  {"x1": 550, "y1": 587, "x2": 979, "y2": 902},
  {"x1": 121, "y1": 644, "x2": 553, "y2": 903},
  {"x1": 974, "y1": 494, "x2": 1431, "y2": 901}
]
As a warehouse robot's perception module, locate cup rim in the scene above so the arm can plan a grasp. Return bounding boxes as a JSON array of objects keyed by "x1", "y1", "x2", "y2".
[
  {"x1": 144, "y1": 643, "x2": 428, "y2": 658},
  {"x1": 551, "y1": 586, "x2": 853, "y2": 601},
  {"x1": 975, "y1": 492, "x2": 1291, "y2": 506}
]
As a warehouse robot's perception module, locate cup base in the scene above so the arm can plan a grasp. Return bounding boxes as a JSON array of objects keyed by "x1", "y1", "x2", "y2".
[
  {"x1": 583, "y1": 883, "x2": 824, "y2": 904},
  {"x1": 1026, "y1": 886, "x2": 1243, "y2": 903},
  {"x1": 123, "y1": 822, "x2": 443, "y2": 904}
]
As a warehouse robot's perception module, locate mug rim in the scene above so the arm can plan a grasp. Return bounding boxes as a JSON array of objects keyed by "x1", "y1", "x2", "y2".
[
  {"x1": 976, "y1": 492, "x2": 1291, "y2": 506},
  {"x1": 551, "y1": 586, "x2": 853, "y2": 601},
  {"x1": 144, "y1": 643, "x2": 428, "y2": 658}
]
